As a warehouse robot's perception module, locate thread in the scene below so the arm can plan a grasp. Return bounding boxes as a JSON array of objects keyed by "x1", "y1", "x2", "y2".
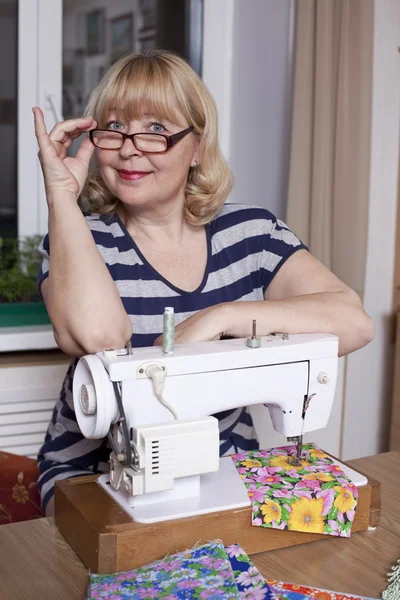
[{"x1": 163, "y1": 307, "x2": 175, "y2": 355}]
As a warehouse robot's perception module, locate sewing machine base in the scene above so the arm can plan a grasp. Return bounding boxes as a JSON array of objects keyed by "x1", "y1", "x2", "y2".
[
  {"x1": 54, "y1": 455, "x2": 381, "y2": 574},
  {"x1": 98, "y1": 455, "x2": 368, "y2": 523}
]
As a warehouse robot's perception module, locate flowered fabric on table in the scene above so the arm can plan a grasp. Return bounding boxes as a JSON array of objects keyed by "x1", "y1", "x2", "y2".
[
  {"x1": 231, "y1": 443, "x2": 358, "y2": 537},
  {"x1": 265, "y1": 579, "x2": 379, "y2": 600},
  {"x1": 87, "y1": 540, "x2": 380, "y2": 600},
  {"x1": 88, "y1": 540, "x2": 241, "y2": 599}
]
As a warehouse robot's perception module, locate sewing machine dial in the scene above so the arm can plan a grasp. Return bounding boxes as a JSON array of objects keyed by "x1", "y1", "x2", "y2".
[{"x1": 73, "y1": 355, "x2": 119, "y2": 438}]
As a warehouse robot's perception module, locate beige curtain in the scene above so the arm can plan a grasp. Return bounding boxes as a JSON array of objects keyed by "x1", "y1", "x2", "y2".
[{"x1": 286, "y1": 0, "x2": 374, "y2": 296}]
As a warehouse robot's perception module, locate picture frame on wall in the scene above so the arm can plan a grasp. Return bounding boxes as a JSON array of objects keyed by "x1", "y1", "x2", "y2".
[
  {"x1": 86, "y1": 9, "x2": 105, "y2": 56},
  {"x1": 110, "y1": 13, "x2": 134, "y2": 64},
  {"x1": 138, "y1": 0, "x2": 157, "y2": 33}
]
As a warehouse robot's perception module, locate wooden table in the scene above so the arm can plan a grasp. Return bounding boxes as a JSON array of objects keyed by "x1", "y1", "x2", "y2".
[{"x1": 0, "y1": 452, "x2": 398, "y2": 600}]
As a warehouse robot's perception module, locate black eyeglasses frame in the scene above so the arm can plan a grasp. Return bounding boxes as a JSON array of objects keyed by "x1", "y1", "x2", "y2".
[{"x1": 89, "y1": 125, "x2": 194, "y2": 152}]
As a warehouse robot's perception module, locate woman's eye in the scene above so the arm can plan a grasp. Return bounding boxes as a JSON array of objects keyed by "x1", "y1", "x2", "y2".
[
  {"x1": 106, "y1": 121, "x2": 124, "y2": 131},
  {"x1": 149, "y1": 122, "x2": 166, "y2": 133}
]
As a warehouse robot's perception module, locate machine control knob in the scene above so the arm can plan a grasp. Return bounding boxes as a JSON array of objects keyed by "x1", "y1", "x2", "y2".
[
  {"x1": 80, "y1": 384, "x2": 97, "y2": 415},
  {"x1": 317, "y1": 372, "x2": 330, "y2": 384}
]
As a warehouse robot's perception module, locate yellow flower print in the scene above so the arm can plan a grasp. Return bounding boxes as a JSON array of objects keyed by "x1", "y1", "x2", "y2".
[
  {"x1": 333, "y1": 487, "x2": 357, "y2": 513},
  {"x1": 303, "y1": 472, "x2": 334, "y2": 482},
  {"x1": 309, "y1": 448, "x2": 328, "y2": 460},
  {"x1": 288, "y1": 497, "x2": 325, "y2": 533},
  {"x1": 269, "y1": 455, "x2": 311, "y2": 470},
  {"x1": 260, "y1": 500, "x2": 281, "y2": 524},
  {"x1": 240, "y1": 459, "x2": 262, "y2": 469},
  {"x1": 12, "y1": 483, "x2": 29, "y2": 504}
]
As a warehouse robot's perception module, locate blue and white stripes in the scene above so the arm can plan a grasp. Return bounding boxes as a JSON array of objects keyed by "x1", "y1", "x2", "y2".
[{"x1": 36, "y1": 203, "x2": 305, "y2": 512}]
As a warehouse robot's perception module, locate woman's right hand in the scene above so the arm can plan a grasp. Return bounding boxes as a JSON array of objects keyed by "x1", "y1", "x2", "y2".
[{"x1": 33, "y1": 107, "x2": 97, "y2": 201}]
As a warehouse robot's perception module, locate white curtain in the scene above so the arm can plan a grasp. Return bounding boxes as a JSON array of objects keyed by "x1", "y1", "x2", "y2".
[{"x1": 286, "y1": 0, "x2": 374, "y2": 297}]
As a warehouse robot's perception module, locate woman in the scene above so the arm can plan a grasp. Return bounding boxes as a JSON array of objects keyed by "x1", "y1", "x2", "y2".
[{"x1": 33, "y1": 50, "x2": 374, "y2": 516}]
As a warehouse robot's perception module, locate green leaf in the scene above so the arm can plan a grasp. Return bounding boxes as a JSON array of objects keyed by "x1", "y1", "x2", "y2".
[
  {"x1": 328, "y1": 506, "x2": 338, "y2": 520},
  {"x1": 321, "y1": 482, "x2": 337, "y2": 490},
  {"x1": 281, "y1": 506, "x2": 290, "y2": 522},
  {"x1": 324, "y1": 523, "x2": 333, "y2": 535},
  {"x1": 236, "y1": 554, "x2": 252, "y2": 564}
]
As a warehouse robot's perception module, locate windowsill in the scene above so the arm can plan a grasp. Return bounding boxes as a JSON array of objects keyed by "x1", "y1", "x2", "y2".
[{"x1": 0, "y1": 325, "x2": 58, "y2": 352}]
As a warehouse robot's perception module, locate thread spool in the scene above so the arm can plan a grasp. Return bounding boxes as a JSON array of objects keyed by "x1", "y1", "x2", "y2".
[{"x1": 163, "y1": 307, "x2": 175, "y2": 355}]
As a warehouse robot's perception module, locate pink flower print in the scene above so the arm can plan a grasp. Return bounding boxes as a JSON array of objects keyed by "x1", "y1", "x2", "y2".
[
  {"x1": 256, "y1": 467, "x2": 273, "y2": 478},
  {"x1": 177, "y1": 579, "x2": 198, "y2": 589},
  {"x1": 272, "y1": 489, "x2": 293, "y2": 499},
  {"x1": 340, "y1": 528, "x2": 351, "y2": 537},
  {"x1": 137, "y1": 589, "x2": 159, "y2": 599},
  {"x1": 257, "y1": 475, "x2": 282, "y2": 485},
  {"x1": 337, "y1": 510, "x2": 344, "y2": 523},
  {"x1": 225, "y1": 544, "x2": 246, "y2": 558},
  {"x1": 252, "y1": 450, "x2": 270, "y2": 458},
  {"x1": 240, "y1": 589, "x2": 269, "y2": 599},
  {"x1": 200, "y1": 591, "x2": 218, "y2": 599},
  {"x1": 237, "y1": 467, "x2": 247, "y2": 476},
  {"x1": 272, "y1": 520, "x2": 287, "y2": 529},
  {"x1": 336, "y1": 477, "x2": 351, "y2": 485},
  {"x1": 244, "y1": 475, "x2": 258, "y2": 484},
  {"x1": 293, "y1": 488, "x2": 312, "y2": 500},
  {"x1": 285, "y1": 469, "x2": 300, "y2": 478},
  {"x1": 252, "y1": 517, "x2": 263, "y2": 526},
  {"x1": 326, "y1": 464, "x2": 344, "y2": 475},
  {"x1": 265, "y1": 466, "x2": 284, "y2": 475},
  {"x1": 299, "y1": 479, "x2": 322, "y2": 491},
  {"x1": 247, "y1": 484, "x2": 269, "y2": 503},
  {"x1": 163, "y1": 559, "x2": 182, "y2": 572},
  {"x1": 199, "y1": 556, "x2": 220, "y2": 568},
  {"x1": 316, "y1": 488, "x2": 335, "y2": 516},
  {"x1": 346, "y1": 509, "x2": 355, "y2": 522},
  {"x1": 328, "y1": 519, "x2": 340, "y2": 533},
  {"x1": 232, "y1": 452, "x2": 248, "y2": 461},
  {"x1": 236, "y1": 566, "x2": 265, "y2": 587},
  {"x1": 283, "y1": 504, "x2": 292, "y2": 513}
]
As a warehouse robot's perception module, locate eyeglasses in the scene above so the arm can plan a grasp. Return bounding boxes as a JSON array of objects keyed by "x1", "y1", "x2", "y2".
[{"x1": 89, "y1": 125, "x2": 194, "y2": 153}]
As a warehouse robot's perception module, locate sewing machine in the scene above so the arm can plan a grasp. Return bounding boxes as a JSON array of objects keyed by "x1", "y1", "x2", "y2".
[{"x1": 54, "y1": 330, "x2": 380, "y2": 574}]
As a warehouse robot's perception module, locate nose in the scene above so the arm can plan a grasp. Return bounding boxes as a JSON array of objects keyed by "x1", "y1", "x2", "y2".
[{"x1": 118, "y1": 136, "x2": 143, "y2": 159}]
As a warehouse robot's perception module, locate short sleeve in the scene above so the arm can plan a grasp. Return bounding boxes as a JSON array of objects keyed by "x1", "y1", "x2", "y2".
[
  {"x1": 259, "y1": 213, "x2": 308, "y2": 293},
  {"x1": 37, "y1": 234, "x2": 50, "y2": 298}
]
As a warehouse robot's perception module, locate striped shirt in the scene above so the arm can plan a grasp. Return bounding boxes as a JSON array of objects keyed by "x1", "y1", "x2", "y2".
[{"x1": 36, "y1": 203, "x2": 305, "y2": 512}]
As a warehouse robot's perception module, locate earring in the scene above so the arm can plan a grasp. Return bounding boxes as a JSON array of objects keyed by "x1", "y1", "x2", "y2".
[{"x1": 192, "y1": 160, "x2": 198, "y2": 168}]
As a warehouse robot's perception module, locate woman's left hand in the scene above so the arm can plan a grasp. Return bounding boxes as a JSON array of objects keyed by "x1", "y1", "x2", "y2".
[{"x1": 153, "y1": 304, "x2": 232, "y2": 346}]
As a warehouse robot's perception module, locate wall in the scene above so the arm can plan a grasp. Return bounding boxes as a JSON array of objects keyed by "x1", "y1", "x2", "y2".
[
  {"x1": 203, "y1": 0, "x2": 293, "y2": 220},
  {"x1": 203, "y1": 0, "x2": 400, "y2": 459},
  {"x1": 341, "y1": 0, "x2": 400, "y2": 459}
]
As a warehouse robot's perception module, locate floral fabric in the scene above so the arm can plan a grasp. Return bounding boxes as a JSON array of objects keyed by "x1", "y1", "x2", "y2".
[
  {"x1": 87, "y1": 540, "x2": 241, "y2": 599},
  {"x1": 231, "y1": 443, "x2": 358, "y2": 537},
  {"x1": 225, "y1": 544, "x2": 273, "y2": 599},
  {"x1": 0, "y1": 451, "x2": 42, "y2": 525},
  {"x1": 265, "y1": 579, "x2": 379, "y2": 600},
  {"x1": 87, "y1": 540, "x2": 379, "y2": 600}
]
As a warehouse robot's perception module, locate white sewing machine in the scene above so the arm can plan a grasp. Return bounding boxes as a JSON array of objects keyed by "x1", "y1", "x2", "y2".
[{"x1": 72, "y1": 329, "x2": 368, "y2": 526}]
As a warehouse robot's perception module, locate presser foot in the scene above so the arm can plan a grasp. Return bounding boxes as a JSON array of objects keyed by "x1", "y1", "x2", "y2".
[{"x1": 287, "y1": 435, "x2": 304, "y2": 466}]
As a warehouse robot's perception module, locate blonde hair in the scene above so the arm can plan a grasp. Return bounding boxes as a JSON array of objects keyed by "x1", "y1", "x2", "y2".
[{"x1": 81, "y1": 50, "x2": 232, "y2": 226}]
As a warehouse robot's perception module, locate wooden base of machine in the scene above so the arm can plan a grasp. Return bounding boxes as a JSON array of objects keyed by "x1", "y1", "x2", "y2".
[{"x1": 54, "y1": 459, "x2": 381, "y2": 574}]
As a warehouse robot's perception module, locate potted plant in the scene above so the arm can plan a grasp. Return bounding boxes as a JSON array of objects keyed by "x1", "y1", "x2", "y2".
[{"x1": 0, "y1": 236, "x2": 51, "y2": 327}]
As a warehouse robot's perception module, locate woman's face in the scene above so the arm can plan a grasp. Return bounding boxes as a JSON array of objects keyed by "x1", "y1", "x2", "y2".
[{"x1": 96, "y1": 110, "x2": 198, "y2": 214}]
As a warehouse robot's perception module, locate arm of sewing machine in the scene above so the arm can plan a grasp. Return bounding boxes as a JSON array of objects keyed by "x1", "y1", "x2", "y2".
[{"x1": 72, "y1": 332, "x2": 340, "y2": 521}]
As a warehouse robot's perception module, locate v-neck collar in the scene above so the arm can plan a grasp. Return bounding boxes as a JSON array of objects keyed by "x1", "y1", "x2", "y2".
[{"x1": 111, "y1": 213, "x2": 212, "y2": 295}]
